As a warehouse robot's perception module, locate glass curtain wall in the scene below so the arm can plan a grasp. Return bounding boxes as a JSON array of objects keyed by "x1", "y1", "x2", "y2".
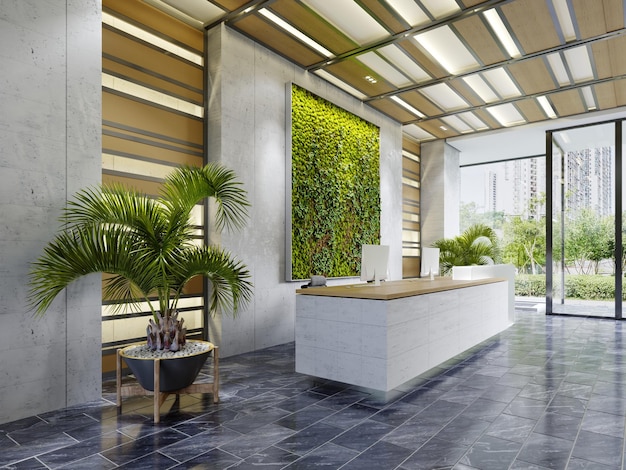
[{"x1": 547, "y1": 121, "x2": 622, "y2": 318}]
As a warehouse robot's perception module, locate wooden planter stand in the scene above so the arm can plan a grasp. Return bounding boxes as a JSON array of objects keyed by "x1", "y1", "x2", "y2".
[{"x1": 116, "y1": 345, "x2": 219, "y2": 423}]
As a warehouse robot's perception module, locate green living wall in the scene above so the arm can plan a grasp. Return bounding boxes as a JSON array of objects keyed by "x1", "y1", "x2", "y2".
[{"x1": 290, "y1": 84, "x2": 380, "y2": 280}]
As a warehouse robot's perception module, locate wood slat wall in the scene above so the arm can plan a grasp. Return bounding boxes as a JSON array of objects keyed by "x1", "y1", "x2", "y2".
[
  {"x1": 402, "y1": 137, "x2": 421, "y2": 279},
  {"x1": 101, "y1": 0, "x2": 205, "y2": 375}
]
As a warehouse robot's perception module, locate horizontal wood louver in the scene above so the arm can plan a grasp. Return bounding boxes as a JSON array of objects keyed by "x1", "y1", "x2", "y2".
[
  {"x1": 101, "y1": 0, "x2": 205, "y2": 375},
  {"x1": 402, "y1": 138, "x2": 421, "y2": 278}
]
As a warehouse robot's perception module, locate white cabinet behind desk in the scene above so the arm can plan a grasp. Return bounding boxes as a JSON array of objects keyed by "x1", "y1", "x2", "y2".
[{"x1": 295, "y1": 279, "x2": 511, "y2": 392}]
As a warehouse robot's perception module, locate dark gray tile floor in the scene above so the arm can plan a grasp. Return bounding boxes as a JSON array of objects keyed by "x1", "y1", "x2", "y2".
[{"x1": 3, "y1": 310, "x2": 626, "y2": 469}]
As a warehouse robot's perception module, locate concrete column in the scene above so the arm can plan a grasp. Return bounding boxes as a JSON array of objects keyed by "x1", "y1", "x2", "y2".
[
  {"x1": 421, "y1": 140, "x2": 460, "y2": 248},
  {"x1": 0, "y1": 0, "x2": 102, "y2": 424}
]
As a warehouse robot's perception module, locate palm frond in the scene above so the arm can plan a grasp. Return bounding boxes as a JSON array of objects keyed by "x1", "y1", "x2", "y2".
[
  {"x1": 162, "y1": 164, "x2": 250, "y2": 232},
  {"x1": 29, "y1": 224, "x2": 157, "y2": 315},
  {"x1": 431, "y1": 224, "x2": 501, "y2": 275},
  {"x1": 169, "y1": 245, "x2": 253, "y2": 316},
  {"x1": 29, "y1": 163, "x2": 253, "y2": 323}
]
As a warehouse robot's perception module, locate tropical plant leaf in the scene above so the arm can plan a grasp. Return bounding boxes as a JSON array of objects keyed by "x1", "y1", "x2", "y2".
[{"x1": 28, "y1": 164, "x2": 252, "y2": 322}]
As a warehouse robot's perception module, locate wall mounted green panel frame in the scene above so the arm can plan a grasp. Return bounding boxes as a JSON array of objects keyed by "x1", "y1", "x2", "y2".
[{"x1": 286, "y1": 83, "x2": 380, "y2": 281}]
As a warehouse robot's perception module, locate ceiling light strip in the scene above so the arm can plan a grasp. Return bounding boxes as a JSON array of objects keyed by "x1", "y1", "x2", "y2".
[
  {"x1": 483, "y1": 8, "x2": 521, "y2": 58},
  {"x1": 391, "y1": 96, "x2": 425, "y2": 117},
  {"x1": 306, "y1": 0, "x2": 517, "y2": 71},
  {"x1": 259, "y1": 8, "x2": 334, "y2": 58},
  {"x1": 367, "y1": 28, "x2": 626, "y2": 102},
  {"x1": 537, "y1": 96, "x2": 557, "y2": 119},
  {"x1": 399, "y1": 72, "x2": 626, "y2": 126}
]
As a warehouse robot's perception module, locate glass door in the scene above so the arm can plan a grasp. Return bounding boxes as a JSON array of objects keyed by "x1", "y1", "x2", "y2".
[{"x1": 548, "y1": 122, "x2": 618, "y2": 318}]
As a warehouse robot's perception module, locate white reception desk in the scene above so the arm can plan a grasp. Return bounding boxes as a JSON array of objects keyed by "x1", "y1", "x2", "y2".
[{"x1": 295, "y1": 277, "x2": 513, "y2": 391}]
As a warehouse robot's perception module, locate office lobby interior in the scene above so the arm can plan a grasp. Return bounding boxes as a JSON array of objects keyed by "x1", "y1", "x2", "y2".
[{"x1": 4, "y1": 0, "x2": 626, "y2": 469}]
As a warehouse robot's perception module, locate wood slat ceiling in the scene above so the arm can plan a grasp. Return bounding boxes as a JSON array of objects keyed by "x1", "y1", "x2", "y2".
[{"x1": 148, "y1": 0, "x2": 626, "y2": 142}]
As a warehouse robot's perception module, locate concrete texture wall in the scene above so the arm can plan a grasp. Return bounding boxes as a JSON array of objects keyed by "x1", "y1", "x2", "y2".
[
  {"x1": 206, "y1": 25, "x2": 403, "y2": 357},
  {"x1": 421, "y1": 140, "x2": 460, "y2": 248},
  {"x1": 0, "y1": 0, "x2": 102, "y2": 424}
]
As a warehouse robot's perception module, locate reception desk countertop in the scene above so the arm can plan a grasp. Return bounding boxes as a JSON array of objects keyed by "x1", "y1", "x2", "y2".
[{"x1": 296, "y1": 277, "x2": 505, "y2": 301}]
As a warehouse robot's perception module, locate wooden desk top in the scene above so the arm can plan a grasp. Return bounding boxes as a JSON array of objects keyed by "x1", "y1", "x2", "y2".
[{"x1": 296, "y1": 277, "x2": 506, "y2": 300}]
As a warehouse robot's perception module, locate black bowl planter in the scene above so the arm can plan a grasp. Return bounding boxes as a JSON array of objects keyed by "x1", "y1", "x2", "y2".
[
  {"x1": 116, "y1": 340, "x2": 220, "y2": 423},
  {"x1": 119, "y1": 340, "x2": 213, "y2": 392}
]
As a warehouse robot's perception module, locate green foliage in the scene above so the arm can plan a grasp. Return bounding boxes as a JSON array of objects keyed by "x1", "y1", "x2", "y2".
[
  {"x1": 460, "y1": 202, "x2": 505, "y2": 231},
  {"x1": 503, "y1": 215, "x2": 545, "y2": 274},
  {"x1": 514, "y1": 274, "x2": 546, "y2": 297},
  {"x1": 29, "y1": 163, "x2": 253, "y2": 321},
  {"x1": 561, "y1": 275, "x2": 616, "y2": 300},
  {"x1": 290, "y1": 84, "x2": 380, "y2": 279},
  {"x1": 514, "y1": 274, "x2": 625, "y2": 300},
  {"x1": 564, "y1": 209, "x2": 614, "y2": 274},
  {"x1": 431, "y1": 224, "x2": 502, "y2": 276}
]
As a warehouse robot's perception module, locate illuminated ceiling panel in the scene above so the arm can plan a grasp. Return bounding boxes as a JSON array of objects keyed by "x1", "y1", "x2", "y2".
[
  {"x1": 457, "y1": 111, "x2": 489, "y2": 131},
  {"x1": 403, "y1": 123, "x2": 435, "y2": 141},
  {"x1": 146, "y1": 0, "x2": 626, "y2": 142},
  {"x1": 482, "y1": 68, "x2": 522, "y2": 99},
  {"x1": 463, "y1": 74, "x2": 499, "y2": 103},
  {"x1": 442, "y1": 115, "x2": 473, "y2": 133},
  {"x1": 420, "y1": 83, "x2": 468, "y2": 110},
  {"x1": 420, "y1": 0, "x2": 460, "y2": 18},
  {"x1": 546, "y1": 53, "x2": 570, "y2": 86},
  {"x1": 386, "y1": 0, "x2": 429, "y2": 26},
  {"x1": 378, "y1": 45, "x2": 431, "y2": 83},
  {"x1": 551, "y1": 0, "x2": 576, "y2": 41},
  {"x1": 301, "y1": 0, "x2": 388, "y2": 45},
  {"x1": 414, "y1": 26, "x2": 480, "y2": 75},
  {"x1": 564, "y1": 46, "x2": 594, "y2": 82},
  {"x1": 487, "y1": 103, "x2": 526, "y2": 127},
  {"x1": 357, "y1": 52, "x2": 412, "y2": 87}
]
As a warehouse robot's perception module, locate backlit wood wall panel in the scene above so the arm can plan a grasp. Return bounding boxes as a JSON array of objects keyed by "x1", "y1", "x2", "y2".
[
  {"x1": 402, "y1": 138, "x2": 421, "y2": 278},
  {"x1": 101, "y1": 0, "x2": 205, "y2": 374}
]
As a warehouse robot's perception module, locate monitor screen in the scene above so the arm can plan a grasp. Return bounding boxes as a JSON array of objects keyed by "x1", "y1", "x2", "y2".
[
  {"x1": 421, "y1": 247, "x2": 440, "y2": 278},
  {"x1": 360, "y1": 244, "x2": 389, "y2": 284}
]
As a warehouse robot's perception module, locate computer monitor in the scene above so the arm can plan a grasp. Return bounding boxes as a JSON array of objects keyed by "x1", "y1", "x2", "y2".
[
  {"x1": 420, "y1": 247, "x2": 440, "y2": 278},
  {"x1": 360, "y1": 244, "x2": 389, "y2": 285}
]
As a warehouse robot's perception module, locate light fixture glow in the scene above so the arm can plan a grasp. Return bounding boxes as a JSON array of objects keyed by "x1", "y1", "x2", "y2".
[
  {"x1": 390, "y1": 96, "x2": 425, "y2": 118},
  {"x1": 414, "y1": 26, "x2": 479, "y2": 75},
  {"x1": 386, "y1": 0, "x2": 429, "y2": 26},
  {"x1": 563, "y1": 46, "x2": 594, "y2": 82},
  {"x1": 102, "y1": 11, "x2": 203, "y2": 65},
  {"x1": 551, "y1": 0, "x2": 576, "y2": 41},
  {"x1": 313, "y1": 70, "x2": 366, "y2": 99},
  {"x1": 483, "y1": 9, "x2": 521, "y2": 58},
  {"x1": 547, "y1": 53, "x2": 570, "y2": 86},
  {"x1": 462, "y1": 74, "x2": 499, "y2": 103},
  {"x1": 486, "y1": 103, "x2": 526, "y2": 127},
  {"x1": 581, "y1": 86, "x2": 596, "y2": 110},
  {"x1": 537, "y1": 95, "x2": 557, "y2": 118},
  {"x1": 364, "y1": 75, "x2": 378, "y2": 84},
  {"x1": 259, "y1": 9, "x2": 333, "y2": 58},
  {"x1": 357, "y1": 52, "x2": 411, "y2": 87}
]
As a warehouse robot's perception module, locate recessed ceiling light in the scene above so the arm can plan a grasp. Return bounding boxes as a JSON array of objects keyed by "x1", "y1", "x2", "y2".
[
  {"x1": 439, "y1": 125, "x2": 448, "y2": 131},
  {"x1": 364, "y1": 75, "x2": 378, "y2": 84}
]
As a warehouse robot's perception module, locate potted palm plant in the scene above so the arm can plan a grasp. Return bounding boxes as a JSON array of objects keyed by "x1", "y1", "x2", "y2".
[
  {"x1": 431, "y1": 223, "x2": 502, "y2": 276},
  {"x1": 28, "y1": 163, "x2": 253, "y2": 392}
]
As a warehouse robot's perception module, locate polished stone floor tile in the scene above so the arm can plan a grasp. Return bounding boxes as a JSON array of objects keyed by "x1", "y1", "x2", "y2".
[{"x1": 6, "y1": 311, "x2": 626, "y2": 469}]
